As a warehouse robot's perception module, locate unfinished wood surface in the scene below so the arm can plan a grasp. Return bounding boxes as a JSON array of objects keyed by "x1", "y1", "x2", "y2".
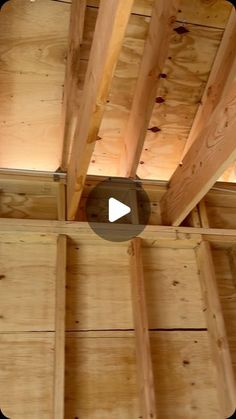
[
  {"x1": 136, "y1": 21, "x2": 224, "y2": 181},
  {"x1": 212, "y1": 248, "x2": 236, "y2": 341},
  {"x1": 130, "y1": 238, "x2": 157, "y2": 419},
  {"x1": 0, "y1": 0, "x2": 70, "y2": 171},
  {"x1": 198, "y1": 200, "x2": 210, "y2": 228},
  {"x1": 65, "y1": 331, "x2": 220, "y2": 418},
  {"x1": 0, "y1": 178, "x2": 59, "y2": 220},
  {"x1": 66, "y1": 239, "x2": 206, "y2": 330},
  {"x1": 119, "y1": 0, "x2": 179, "y2": 178},
  {"x1": 160, "y1": 69, "x2": 236, "y2": 226},
  {"x1": 54, "y1": 235, "x2": 67, "y2": 419},
  {"x1": 67, "y1": 0, "x2": 134, "y2": 220},
  {"x1": 61, "y1": 0, "x2": 86, "y2": 170},
  {"x1": 196, "y1": 241, "x2": 236, "y2": 418},
  {"x1": 57, "y1": 182, "x2": 66, "y2": 221},
  {"x1": 0, "y1": 233, "x2": 57, "y2": 331},
  {"x1": 1, "y1": 0, "x2": 233, "y2": 182},
  {"x1": 182, "y1": 9, "x2": 236, "y2": 157},
  {"x1": 0, "y1": 333, "x2": 54, "y2": 418},
  {"x1": 87, "y1": 0, "x2": 232, "y2": 27}
]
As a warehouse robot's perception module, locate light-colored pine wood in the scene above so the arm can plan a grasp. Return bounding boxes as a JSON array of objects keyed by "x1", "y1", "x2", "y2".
[
  {"x1": 119, "y1": 0, "x2": 179, "y2": 178},
  {"x1": 129, "y1": 238, "x2": 157, "y2": 419},
  {"x1": 160, "y1": 65, "x2": 236, "y2": 225},
  {"x1": 0, "y1": 233, "x2": 57, "y2": 331},
  {"x1": 182, "y1": 9, "x2": 236, "y2": 157},
  {"x1": 87, "y1": 0, "x2": 232, "y2": 27},
  {"x1": 54, "y1": 235, "x2": 67, "y2": 419},
  {"x1": 61, "y1": 0, "x2": 87, "y2": 170},
  {"x1": 67, "y1": 0, "x2": 134, "y2": 220},
  {"x1": 66, "y1": 239, "x2": 206, "y2": 331},
  {"x1": 0, "y1": 333, "x2": 54, "y2": 418},
  {"x1": 65, "y1": 331, "x2": 221, "y2": 418},
  {"x1": 196, "y1": 241, "x2": 236, "y2": 418},
  {"x1": 57, "y1": 182, "x2": 66, "y2": 221},
  {"x1": 198, "y1": 200, "x2": 210, "y2": 228},
  {"x1": 0, "y1": 0, "x2": 70, "y2": 171}
]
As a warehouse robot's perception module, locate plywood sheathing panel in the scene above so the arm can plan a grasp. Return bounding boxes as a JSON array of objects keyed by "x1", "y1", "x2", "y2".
[
  {"x1": 0, "y1": 233, "x2": 57, "y2": 331},
  {"x1": 0, "y1": 0, "x2": 232, "y2": 182},
  {"x1": 0, "y1": 0, "x2": 70, "y2": 170},
  {"x1": 66, "y1": 238, "x2": 206, "y2": 330},
  {"x1": 0, "y1": 333, "x2": 54, "y2": 419},
  {"x1": 65, "y1": 331, "x2": 220, "y2": 418},
  {"x1": 85, "y1": 2, "x2": 232, "y2": 179},
  {"x1": 0, "y1": 179, "x2": 59, "y2": 219}
]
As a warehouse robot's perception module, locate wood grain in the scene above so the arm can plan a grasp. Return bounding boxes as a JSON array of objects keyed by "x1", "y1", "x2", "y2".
[
  {"x1": 0, "y1": 333, "x2": 54, "y2": 418},
  {"x1": 67, "y1": 0, "x2": 134, "y2": 219},
  {"x1": 182, "y1": 9, "x2": 236, "y2": 156},
  {"x1": 119, "y1": 0, "x2": 179, "y2": 178},
  {"x1": 0, "y1": 233, "x2": 57, "y2": 331},
  {"x1": 160, "y1": 71, "x2": 236, "y2": 226},
  {"x1": 54, "y1": 235, "x2": 67, "y2": 419},
  {"x1": 130, "y1": 238, "x2": 157, "y2": 418},
  {"x1": 196, "y1": 241, "x2": 236, "y2": 418},
  {"x1": 65, "y1": 331, "x2": 221, "y2": 418}
]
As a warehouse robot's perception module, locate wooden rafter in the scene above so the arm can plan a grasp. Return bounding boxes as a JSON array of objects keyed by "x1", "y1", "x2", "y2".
[
  {"x1": 160, "y1": 48, "x2": 236, "y2": 226},
  {"x1": 181, "y1": 9, "x2": 236, "y2": 159},
  {"x1": 129, "y1": 238, "x2": 157, "y2": 419},
  {"x1": 66, "y1": 0, "x2": 134, "y2": 220},
  {"x1": 61, "y1": 0, "x2": 86, "y2": 171},
  {"x1": 119, "y1": 0, "x2": 179, "y2": 178}
]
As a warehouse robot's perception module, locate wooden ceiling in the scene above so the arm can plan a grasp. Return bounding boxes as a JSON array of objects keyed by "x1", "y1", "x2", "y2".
[{"x1": 0, "y1": 0, "x2": 234, "y2": 178}]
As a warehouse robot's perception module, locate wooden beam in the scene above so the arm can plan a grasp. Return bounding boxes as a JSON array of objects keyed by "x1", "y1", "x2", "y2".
[
  {"x1": 182, "y1": 9, "x2": 236, "y2": 158},
  {"x1": 67, "y1": 0, "x2": 134, "y2": 220},
  {"x1": 129, "y1": 238, "x2": 157, "y2": 419},
  {"x1": 119, "y1": 0, "x2": 179, "y2": 178},
  {"x1": 61, "y1": 0, "x2": 86, "y2": 171},
  {"x1": 160, "y1": 58, "x2": 236, "y2": 226},
  {"x1": 54, "y1": 235, "x2": 67, "y2": 419},
  {"x1": 196, "y1": 241, "x2": 236, "y2": 418}
]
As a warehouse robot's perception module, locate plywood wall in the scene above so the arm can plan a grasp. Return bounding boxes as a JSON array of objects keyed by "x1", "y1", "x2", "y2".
[
  {"x1": 0, "y1": 228, "x2": 235, "y2": 418},
  {"x1": 0, "y1": 232, "x2": 58, "y2": 418}
]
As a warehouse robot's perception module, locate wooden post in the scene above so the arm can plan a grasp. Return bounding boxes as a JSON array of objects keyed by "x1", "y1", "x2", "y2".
[
  {"x1": 57, "y1": 183, "x2": 66, "y2": 221},
  {"x1": 196, "y1": 241, "x2": 236, "y2": 418},
  {"x1": 54, "y1": 234, "x2": 67, "y2": 419},
  {"x1": 198, "y1": 200, "x2": 210, "y2": 229},
  {"x1": 129, "y1": 237, "x2": 157, "y2": 419}
]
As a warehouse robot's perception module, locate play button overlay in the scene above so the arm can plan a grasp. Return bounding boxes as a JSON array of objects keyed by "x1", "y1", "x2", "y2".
[
  {"x1": 109, "y1": 198, "x2": 131, "y2": 222},
  {"x1": 85, "y1": 177, "x2": 151, "y2": 242}
]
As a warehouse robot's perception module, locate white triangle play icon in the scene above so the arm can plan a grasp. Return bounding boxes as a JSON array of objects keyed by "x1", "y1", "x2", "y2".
[{"x1": 108, "y1": 197, "x2": 131, "y2": 223}]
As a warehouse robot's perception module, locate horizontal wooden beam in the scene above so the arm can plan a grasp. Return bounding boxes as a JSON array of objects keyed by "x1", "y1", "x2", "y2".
[
  {"x1": 61, "y1": 0, "x2": 86, "y2": 171},
  {"x1": 182, "y1": 9, "x2": 236, "y2": 158},
  {"x1": 160, "y1": 56, "x2": 236, "y2": 226},
  {"x1": 130, "y1": 238, "x2": 157, "y2": 419},
  {"x1": 196, "y1": 241, "x2": 236, "y2": 418},
  {"x1": 67, "y1": 0, "x2": 134, "y2": 220},
  {"x1": 119, "y1": 0, "x2": 179, "y2": 178}
]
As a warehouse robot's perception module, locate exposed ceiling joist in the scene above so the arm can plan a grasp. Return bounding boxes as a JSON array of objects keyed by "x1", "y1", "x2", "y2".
[
  {"x1": 61, "y1": 0, "x2": 86, "y2": 171},
  {"x1": 119, "y1": 0, "x2": 179, "y2": 178},
  {"x1": 160, "y1": 51, "x2": 236, "y2": 226},
  {"x1": 181, "y1": 9, "x2": 236, "y2": 158},
  {"x1": 67, "y1": 0, "x2": 134, "y2": 220}
]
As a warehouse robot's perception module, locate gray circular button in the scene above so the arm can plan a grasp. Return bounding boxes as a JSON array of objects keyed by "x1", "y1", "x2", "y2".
[{"x1": 85, "y1": 178, "x2": 151, "y2": 242}]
